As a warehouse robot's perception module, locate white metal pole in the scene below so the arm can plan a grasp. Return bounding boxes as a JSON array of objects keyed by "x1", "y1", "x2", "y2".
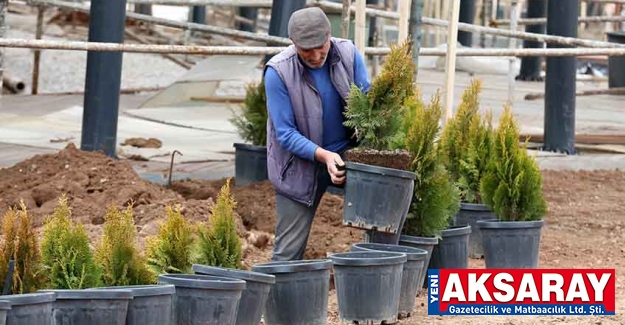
[
  {"x1": 398, "y1": 0, "x2": 410, "y2": 42},
  {"x1": 444, "y1": 0, "x2": 461, "y2": 122},
  {"x1": 355, "y1": 0, "x2": 366, "y2": 54},
  {"x1": 508, "y1": 0, "x2": 519, "y2": 103}
]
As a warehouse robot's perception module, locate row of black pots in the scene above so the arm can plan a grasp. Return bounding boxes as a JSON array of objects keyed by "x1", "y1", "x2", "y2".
[{"x1": 234, "y1": 143, "x2": 544, "y2": 271}]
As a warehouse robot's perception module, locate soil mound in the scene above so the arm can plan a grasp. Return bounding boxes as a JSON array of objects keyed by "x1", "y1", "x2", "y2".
[
  {"x1": 0, "y1": 144, "x2": 363, "y2": 260},
  {"x1": 170, "y1": 178, "x2": 365, "y2": 259}
]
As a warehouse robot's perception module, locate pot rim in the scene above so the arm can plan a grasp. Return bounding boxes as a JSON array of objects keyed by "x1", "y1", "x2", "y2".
[
  {"x1": 0, "y1": 292, "x2": 56, "y2": 306},
  {"x1": 233, "y1": 142, "x2": 266, "y2": 152},
  {"x1": 330, "y1": 251, "x2": 408, "y2": 266},
  {"x1": 38, "y1": 289, "x2": 133, "y2": 300},
  {"x1": 459, "y1": 202, "x2": 493, "y2": 212},
  {"x1": 157, "y1": 274, "x2": 246, "y2": 291},
  {"x1": 345, "y1": 161, "x2": 416, "y2": 180},
  {"x1": 476, "y1": 219, "x2": 545, "y2": 229},
  {"x1": 0, "y1": 301, "x2": 10, "y2": 310},
  {"x1": 193, "y1": 264, "x2": 276, "y2": 284},
  {"x1": 442, "y1": 225, "x2": 472, "y2": 237},
  {"x1": 251, "y1": 259, "x2": 332, "y2": 274},
  {"x1": 399, "y1": 234, "x2": 439, "y2": 245},
  {"x1": 351, "y1": 243, "x2": 428, "y2": 261},
  {"x1": 91, "y1": 285, "x2": 176, "y2": 297}
]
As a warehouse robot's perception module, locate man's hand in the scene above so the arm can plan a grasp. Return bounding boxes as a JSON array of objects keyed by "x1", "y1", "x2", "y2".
[{"x1": 314, "y1": 148, "x2": 346, "y2": 185}]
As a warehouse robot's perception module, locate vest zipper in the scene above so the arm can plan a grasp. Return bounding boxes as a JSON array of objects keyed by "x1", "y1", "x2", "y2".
[
  {"x1": 280, "y1": 154, "x2": 295, "y2": 181},
  {"x1": 303, "y1": 74, "x2": 321, "y2": 207}
]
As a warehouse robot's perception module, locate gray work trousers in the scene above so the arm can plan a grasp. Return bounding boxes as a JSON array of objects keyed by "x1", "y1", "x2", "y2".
[{"x1": 272, "y1": 163, "x2": 333, "y2": 261}]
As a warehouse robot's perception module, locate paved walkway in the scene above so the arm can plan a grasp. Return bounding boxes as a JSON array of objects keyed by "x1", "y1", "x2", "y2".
[{"x1": 2, "y1": 63, "x2": 625, "y2": 181}]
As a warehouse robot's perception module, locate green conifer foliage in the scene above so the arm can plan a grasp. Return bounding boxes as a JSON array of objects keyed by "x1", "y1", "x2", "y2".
[
  {"x1": 230, "y1": 80, "x2": 268, "y2": 146},
  {"x1": 196, "y1": 179, "x2": 242, "y2": 269},
  {"x1": 145, "y1": 204, "x2": 196, "y2": 276},
  {"x1": 343, "y1": 40, "x2": 415, "y2": 150},
  {"x1": 400, "y1": 91, "x2": 460, "y2": 238},
  {"x1": 480, "y1": 105, "x2": 547, "y2": 221},
  {"x1": 95, "y1": 205, "x2": 153, "y2": 286},
  {"x1": 41, "y1": 195, "x2": 101, "y2": 289},
  {"x1": 440, "y1": 79, "x2": 494, "y2": 204},
  {"x1": 0, "y1": 201, "x2": 47, "y2": 294}
]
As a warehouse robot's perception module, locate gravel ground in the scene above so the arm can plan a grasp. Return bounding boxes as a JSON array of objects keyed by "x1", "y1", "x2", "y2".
[{"x1": 4, "y1": 28, "x2": 188, "y2": 94}]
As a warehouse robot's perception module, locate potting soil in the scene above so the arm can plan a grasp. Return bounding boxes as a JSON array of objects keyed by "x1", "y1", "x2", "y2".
[{"x1": 344, "y1": 148, "x2": 413, "y2": 171}]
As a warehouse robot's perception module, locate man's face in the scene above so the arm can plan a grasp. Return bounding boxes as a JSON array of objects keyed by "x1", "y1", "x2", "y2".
[{"x1": 295, "y1": 37, "x2": 331, "y2": 69}]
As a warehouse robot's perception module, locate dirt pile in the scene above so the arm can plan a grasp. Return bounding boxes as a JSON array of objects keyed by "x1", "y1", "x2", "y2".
[
  {"x1": 171, "y1": 179, "x2": 365, "y2": 259},
  {"x1": 0, "y1": 144, "x2": 243, "y2": 244},
  {"x1": 0, "y1": 144, "x2": 363, "y2": 261}
]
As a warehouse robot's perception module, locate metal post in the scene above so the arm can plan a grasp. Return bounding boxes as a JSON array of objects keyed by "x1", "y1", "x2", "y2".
[
  {"x1": 238, "y1": 7, "x2": 258, "y2": 32},
  {"x1": 367, "y1": 0, "x2": 378, "y2": 46},
  {"x1": 135, "y1": 4, "x2": 152, "y2": 15},
  {"x1": 192, "y1": 6, "x2": 206, "y2": 24},
  {"x1": 0, "y1": 0, "x2": 6, "y2": 96},
  {"x1": 81, "y1": 0, "x2": 128, "y2": 158},
  {"x1": 265, "y1": 0, "x2": 306, "y2": 62},
  {"x1": 458, "y1": 0, "x2": 476, "y2": 46},
  {"x1": 543, "y1": 0, "x2": 577, "y2": 154},
  {"x1": 409, "y1": 0, "x2": 425, "y2": 79},
  {"x1": 517, "y1": 0, "x2": 547, "y2": 81},
  {"x1": 508, "y1": 0, "x2": 518, "y2": 103},
  {"x1": 32, "y1": 6, "x2": 45, "y2": 95}
]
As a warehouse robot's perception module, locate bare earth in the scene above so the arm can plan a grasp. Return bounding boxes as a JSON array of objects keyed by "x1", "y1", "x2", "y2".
[
  {"x1": 324, "y1": 170, "x2": 625, "y2": 324},
  {"x1": 1, "y1": 147, "x2": 624, "y2": 324}
]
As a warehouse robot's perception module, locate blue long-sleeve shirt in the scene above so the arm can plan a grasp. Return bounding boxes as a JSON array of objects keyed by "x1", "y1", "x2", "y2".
[{"x1": 265, "y1": 48, "x2": 370, "y2": 162}]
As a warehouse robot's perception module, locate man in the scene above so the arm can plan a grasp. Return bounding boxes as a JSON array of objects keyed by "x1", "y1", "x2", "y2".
[{"x1": 264, "y1": 7, "x2": 370, "y2": 261}]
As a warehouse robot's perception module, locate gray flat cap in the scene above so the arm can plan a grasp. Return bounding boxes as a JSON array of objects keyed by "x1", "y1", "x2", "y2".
[{"x1": 288, "y1": 7, "x2": 331, "y2": 49}]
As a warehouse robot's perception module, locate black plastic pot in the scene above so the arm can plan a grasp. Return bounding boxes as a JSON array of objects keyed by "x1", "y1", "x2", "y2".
[
  {"x1": 233, "y1": 143, "x2": 268, "y2": 186},
  {"x1": 330, "y1": 251, "x2": 406, "y2": 324},
  {"x1": 429, "y1": 225, "x2": 471, "y2": 270},
  {"x1": 92, "y1": 285, "x2": 176, "y2": 325},
  {"x1": 251, "y1": 259, "x2": 332, "y2": 325},
  {"x1": 454, "y1": 203, "x2": 497, "y2": 259},
  {"x1": 192, "y1": 264, "x2": 276, "y2": 325},
  {"x1": 0, "y1": 301, "x2": 10, "y2": 325},
  {"x1": 0, "y1": 292, "x2": 55, "y2": 325},
  {"x1": 343, "y1": 162, "x2": 416, "y2": 234},
  {"x1": 350, "y1": 243, "x2": 427, "y2": 318},
  {"x1": 157, "y1": 273, "x2": 246, "y2": 325},
  {"x1": 607, "y1": 31, "x2": 625, "y2": 88},
  {"x1": 398, "y1": 234, "x2": 438, "y2": 292},
  {"x1": 477, "y1": 219, "x2": 544, "y2": 268},
  {"x1": 39, "y1": 289, "x2": 132, "y2": 325}
]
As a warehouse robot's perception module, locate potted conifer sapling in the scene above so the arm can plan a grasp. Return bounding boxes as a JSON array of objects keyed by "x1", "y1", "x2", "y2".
[
  {"x1": 193, "y1": 178, "x2": 276, "y2": 325},
  {"x1": 440, "y1": 79, "x2": 496, "y2": 258},
  {"x1": 477, "y1": 105, "x2": 547, "y2": 269},
  {"x1": 230, "y1": 80, "x2": 269, "y2": 186},
  {"x1": 0, "y1": 201, "x2": 55, "y2": 325},
  {"x1": 341, "y1": 40, "x2": 417, "y2": 241},
  {"x1": 393, "y1": 91, "x2": 460, "y2": 290}
]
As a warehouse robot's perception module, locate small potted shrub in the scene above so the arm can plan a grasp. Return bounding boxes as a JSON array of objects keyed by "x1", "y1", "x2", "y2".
[
  {"x1": 94, "y1": 204, "x2": 176, "y2": 325},
  {"x1": 0, "y1": 201, "x2": 47, "y2": 294},
  {"x1": 94, "y1": 205, "x2": 153, "y2": 286},
  {"x1": 0, "y1": 201, "x2": 54, "y2": 325},
  {"x1": 230, "y1": 79, "x2": 269, "y2": 186},
  {"x1": 195, "y1": 178, "x2": 242, "y2": 269},
  {"x1": 341, "y1": 40, "x2": 417, "y2": 239},
  {"x1": 393, "y1": 91, "x2": 460, "y2": 291},
  {"x1": 193, "y1": 179, "x2": 275, "y2": 325},
  {"x1": 41, "y1": 194, "x2": 102, "y2": 289},
  {"x1": 477, "y1": 105, "x2": 547, "y2": 269},
  {"x1": 440, "y1": 79, "x2": 496, "y2": 258},
  {"x1": 145, "y1": 204, "x2": 196, "y2": 277}
]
